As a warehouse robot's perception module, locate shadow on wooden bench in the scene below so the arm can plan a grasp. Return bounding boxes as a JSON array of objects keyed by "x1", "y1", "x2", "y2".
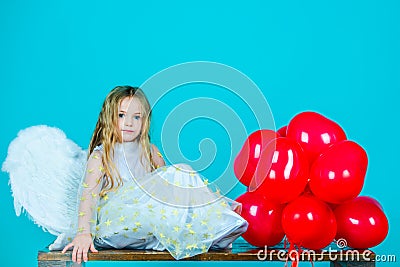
[{"x1": 38, "y1": 239, "x2": 376, "y2": 267}]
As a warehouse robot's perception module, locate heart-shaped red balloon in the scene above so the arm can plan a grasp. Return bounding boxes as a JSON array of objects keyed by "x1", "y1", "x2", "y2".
[
  {"x1": 277, "y1": 125, "x2": 287, "y2": 137},
  {"x1": 356, "y1": 196, "x2": 383, "y2": 211},
  {"x1": 309, "y1": 140, "x2": 368, "y2": 204},
  {"x1": 234, "y1": 130, "x2": 278, "y2": 186},
  {"x1": 334, "y1": 196, "x2": 388, "y2": 249},
  {"x1": 236, "y1": 191, "x2": 285, "y2": 247},
  {"x1": 282, "y1": 195, "x2": 337, "y2": 250},
  {"x1": 251, "y1": 137, "x2": 309, "y2": 204},
  {"x1": 286, "y1": 111, "x2": 347, "y2": 164}
]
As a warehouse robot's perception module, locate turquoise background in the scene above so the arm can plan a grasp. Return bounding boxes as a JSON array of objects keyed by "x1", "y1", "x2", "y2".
[{"x1": 1, "y1": 1, "x2": 399, "y2": 266}]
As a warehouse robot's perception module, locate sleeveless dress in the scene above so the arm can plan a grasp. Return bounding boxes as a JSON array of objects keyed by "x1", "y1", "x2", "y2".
[{"x1": 2, "y1": 126, "x2": 248, "y2": 260}]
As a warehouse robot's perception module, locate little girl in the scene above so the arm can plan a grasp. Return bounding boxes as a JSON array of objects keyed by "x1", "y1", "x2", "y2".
[{"x1": 3, "y1": 86, "x2": 248, "y2": 263}]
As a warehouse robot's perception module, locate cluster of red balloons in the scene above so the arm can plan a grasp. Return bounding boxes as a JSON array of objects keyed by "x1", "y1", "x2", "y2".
[{"x1": 234, "y1": 111, "x2": 388, "y2": 250}]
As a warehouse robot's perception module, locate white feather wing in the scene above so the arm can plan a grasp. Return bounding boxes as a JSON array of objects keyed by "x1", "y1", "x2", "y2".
[{"x1": 2, "y1": 125, "x2": 86, "y2": 235}]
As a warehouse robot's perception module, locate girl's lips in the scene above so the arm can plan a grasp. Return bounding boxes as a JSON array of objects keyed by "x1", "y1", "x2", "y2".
[{"x1": 122, "y1": 130, "x2": 134, "y2": 133}]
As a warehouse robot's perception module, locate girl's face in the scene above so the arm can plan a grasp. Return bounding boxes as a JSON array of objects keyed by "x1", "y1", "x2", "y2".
[{"x1": 118, "y1": 96, "x2": 143, "y2": 142}]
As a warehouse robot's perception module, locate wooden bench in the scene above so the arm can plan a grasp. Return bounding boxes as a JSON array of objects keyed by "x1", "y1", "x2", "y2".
[{"x1": 38, "y1": 239, "x2": 376, "y2": 267}]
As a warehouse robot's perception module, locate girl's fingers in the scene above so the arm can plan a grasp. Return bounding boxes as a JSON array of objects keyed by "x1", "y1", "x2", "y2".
[
  {"x1": 61, "y1": 243, "x2": 73, "y2": 253},
  {"x1": 72, "y1": 246, "x2": 78, "y2": 262},
  {"x1": 61, "y1": 237, "x2": 96, "y2": 263},
  {"x1": 76, "y1": 247, "x2": 83, "y2": 264},
  {"x1": 90, "y1": 243, "x2": 99, "y2": 253},
  {"x1": 82, "y1": 248, "x2": 89, "y2": 262}
]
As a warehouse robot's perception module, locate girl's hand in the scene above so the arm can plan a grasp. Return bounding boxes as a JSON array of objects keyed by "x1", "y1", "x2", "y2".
[{"x1": 62, "y1": 233, "x2": 98, "y2": 263}]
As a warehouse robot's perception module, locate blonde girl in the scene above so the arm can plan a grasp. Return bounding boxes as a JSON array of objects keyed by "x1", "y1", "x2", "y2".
[{"x1": 62, "y1": 86, "x2": 165, "y2": 263}]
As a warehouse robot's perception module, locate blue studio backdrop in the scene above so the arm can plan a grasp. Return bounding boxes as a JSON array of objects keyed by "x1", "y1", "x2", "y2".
[{"x1": 1, "y1": 1, "x2": 399, "y2": 267}]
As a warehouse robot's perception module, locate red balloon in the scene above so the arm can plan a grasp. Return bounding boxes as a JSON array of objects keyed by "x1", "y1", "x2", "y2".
[
  {"x1": 356, "y1": 196, "x2": 383, "y2": 211},
  {"x1": 277, "y1": 125, "x2": 287, "y2": 137},
  {"x1": 251, "y1": 137, "x2": 309, "y2": 204},
  {"x1": 286, "y1": 111, "x2": 347, "y2": 164},
  {"x1": 236, "y1": 191, "x2": 285, "y2": 247},
  {"x1": 282, "y1": 195, "x2": 337, "y2": 250},
  {"x1": 234, "y1": 130, "x2": 278, "y2": 186},
  {"x1": 309, "y1": 140, "x2": 368, "y2": 204},
  {"x1": 334, "y1": 196, "x2": 388, "y2": 248},
  {"x1": 303, "y1": 184, "x2": 313, "y2": 194}
]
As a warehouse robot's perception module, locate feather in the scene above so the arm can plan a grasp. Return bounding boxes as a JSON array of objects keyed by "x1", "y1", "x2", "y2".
[{"x1": 2, "y1": 125, "x2": 86, "y2": 235}]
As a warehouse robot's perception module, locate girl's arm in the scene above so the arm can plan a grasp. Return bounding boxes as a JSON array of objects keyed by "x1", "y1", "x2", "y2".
[
  {"x1": 62, "y1": 150, "x2": 103, "y2": 263},
  {"x1": 151, "y1": 144, "x2": 165, "y2": 168}
]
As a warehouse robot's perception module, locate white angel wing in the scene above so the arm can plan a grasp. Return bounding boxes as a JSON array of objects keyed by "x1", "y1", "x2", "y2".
[{"x1": 2, "y1": 125, "x2": 86, "y2": 235}]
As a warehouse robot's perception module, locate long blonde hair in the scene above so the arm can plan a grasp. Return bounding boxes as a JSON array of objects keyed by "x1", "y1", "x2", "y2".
[{"x1": 88, "y1": 86, "x2": 156, "y2": 196}]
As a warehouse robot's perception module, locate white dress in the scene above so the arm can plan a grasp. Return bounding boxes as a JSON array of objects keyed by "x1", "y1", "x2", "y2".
[{"x1": 2, "y1": 126, "x2": 248, "y2": 260}]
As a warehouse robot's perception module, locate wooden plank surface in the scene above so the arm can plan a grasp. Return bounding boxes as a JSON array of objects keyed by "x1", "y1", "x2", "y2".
[{"x1": 38, "y1": 239, "x2": 376, "y2": 262}]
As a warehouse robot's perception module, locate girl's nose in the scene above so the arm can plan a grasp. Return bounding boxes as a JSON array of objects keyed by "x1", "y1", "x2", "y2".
[{"x1": 125, "y1": 118, "x2": 133, "y2": 126}]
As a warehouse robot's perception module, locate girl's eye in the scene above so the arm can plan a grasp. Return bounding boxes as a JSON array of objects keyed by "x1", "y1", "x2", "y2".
[
  {"x1": 134, "y1": 115, "x2": 141, "y2": 120},
  {"x1": 118, "y1": 113, "x2": 125, "y2": 118}
]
